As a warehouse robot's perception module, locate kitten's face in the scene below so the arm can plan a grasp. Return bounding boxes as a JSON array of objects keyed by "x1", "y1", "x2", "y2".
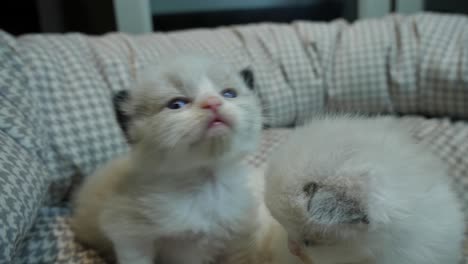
[
  {"x1": 125, "y1": 55, "x2": 261, "y2": 165},
  {"x1": 265, "y1": 152, "x2": 373, "y2": 264}
]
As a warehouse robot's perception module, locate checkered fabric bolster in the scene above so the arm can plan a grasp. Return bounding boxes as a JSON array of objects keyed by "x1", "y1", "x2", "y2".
[
  {"x1": 0, "y1": 32, "x2": 47, "y2": 158},
  {"x1": 0, "y1": 32, "x2": 51, "y2": 262},
  {"x1": 0, "y1": 131, "x2": 49, "y2": 262},
  {"x1": 16, "y1": 33, "x2": 130, "y2": 203},
  {"x1": 318, "y1": 13, "x2": 468, "y2": 120}
]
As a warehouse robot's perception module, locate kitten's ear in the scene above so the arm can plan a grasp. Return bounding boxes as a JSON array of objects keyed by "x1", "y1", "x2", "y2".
[
  {"x1": 303, "y1": 182, "x2": 369, "y2": 225},
  {"x1": 113, "y1": 90, "x2": 132, "y2": 141},
  {"x1": 240, "y1": 68, "x2": 254, "y2": 90}
]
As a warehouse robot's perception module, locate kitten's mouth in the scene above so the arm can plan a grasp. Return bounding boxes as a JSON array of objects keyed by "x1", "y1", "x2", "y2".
[
  {"x1": 208, "y1": 116, "x2": 229, "y2": 128},
  {"x1": 205, "y1": 114, "x2": 231, "y2": 137}
]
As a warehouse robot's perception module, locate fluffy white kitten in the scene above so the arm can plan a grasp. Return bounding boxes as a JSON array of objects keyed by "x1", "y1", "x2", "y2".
[
  {"x1": 264, "y1": 115, "x2": 464, "y2": 264},
  {"x1": 71, "y1": 55, "x2": 262, "y2": 264}
]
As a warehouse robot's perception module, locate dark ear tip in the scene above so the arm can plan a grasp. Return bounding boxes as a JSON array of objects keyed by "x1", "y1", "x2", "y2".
[
  {"x1": 240, "y1": 68, "x2": 254, "y2": 90},
  {"x1": 350, "y1": 215, "x2": 370, "y2": 225},
  {"x1": 113, "y1": 90, "x2": 130, "y2": 104},
  {"x1": 113, "y1": 90, "x2": 131, "y2": 141},
  {"x1": 361, "y1": 215, "x2": 370, "y2": 224},
  {"x1": 303, "y1": 182, "x2": 319, "y2": 196}
]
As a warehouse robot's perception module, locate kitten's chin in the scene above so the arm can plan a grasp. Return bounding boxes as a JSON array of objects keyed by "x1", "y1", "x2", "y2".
[
  {"x1": 203, "y1": 122, "x2": 231, "y2": 139},
  {"x1": 190, "y1": 133, "x2": 255, "y2": 165},
  {"x1": 190, "y1": 120, "x2": 234, "y2": 155}
]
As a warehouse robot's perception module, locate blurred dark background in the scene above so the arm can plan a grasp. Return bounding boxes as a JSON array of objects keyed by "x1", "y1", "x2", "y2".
[
  {"x1": 1, "y1": 0, "x2": 467, "y2": 36},
  {"x1": 0, "y1": 0, "x2": 116, "y2": 35}
]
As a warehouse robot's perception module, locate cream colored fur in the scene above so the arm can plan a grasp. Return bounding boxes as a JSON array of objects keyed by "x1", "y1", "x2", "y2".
[
  {"x1": 247, "y1": 167, "x2": 304, "y2": 264},
  {"x1": 71, "y1": 55, "x2": 262, "y2": 264},
  {"x1": 264, "y1": 115, "x2": 465, "y2": 264}
]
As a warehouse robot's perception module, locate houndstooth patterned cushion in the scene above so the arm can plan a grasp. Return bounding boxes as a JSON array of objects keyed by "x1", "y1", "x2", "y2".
[
  {"x1": 0, "y1": 32, "x2": 48, "y2": 156},
  {"x1": 0, "y1": 132, "x2": 49, "y2": 262},
  {"x1": 324, "y1": 14, "x2": 468, "y2": 118},
  {"x1": 16, "y1": 34, "x2": 131, "y2": 204},
  {"x1": 0, "y1": 32, "x2": 51, "y2": 262},
  {"x1": 16, "y1": 117, "x2": 468, "y2": 263}
]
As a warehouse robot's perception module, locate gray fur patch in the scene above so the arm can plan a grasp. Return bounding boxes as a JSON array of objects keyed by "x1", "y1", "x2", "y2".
[{"x1": 304, "y1": 182, "x2": 369, "y2": 225}]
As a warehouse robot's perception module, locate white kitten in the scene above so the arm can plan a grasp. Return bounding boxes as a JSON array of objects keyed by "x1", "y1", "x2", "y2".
[
  {"x1": 71, "y1": 55, "x2": 262, "y2": 264},
  {"x1": 264, "y1": 115, "x2": 464, "y2": 264}
]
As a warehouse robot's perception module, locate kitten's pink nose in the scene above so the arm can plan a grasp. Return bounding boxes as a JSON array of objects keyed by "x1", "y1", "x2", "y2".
[{"x1": 200, "y1": 96, "x2": 222, "y2": 111}]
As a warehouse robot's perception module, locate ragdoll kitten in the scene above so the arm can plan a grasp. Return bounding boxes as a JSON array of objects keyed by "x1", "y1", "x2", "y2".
[
  {"x1": 264, "y1": 115, "x2": 465, "y2": 264},
  {"x1": 70, "y1": 54, "x2": 262, "y2": 264}
]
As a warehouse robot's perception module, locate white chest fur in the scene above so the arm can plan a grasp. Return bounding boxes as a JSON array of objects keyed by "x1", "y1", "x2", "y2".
[{"x1": 138, "y1": 165, "x2": 254, "y2": 240}]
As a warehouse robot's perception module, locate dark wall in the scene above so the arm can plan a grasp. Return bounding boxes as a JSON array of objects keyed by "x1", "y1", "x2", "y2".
[
  {"x1": 0, "y1": 0, "x2": 116, "y2": 36},
  {"x1": 425, "y1": 0, "x2": 468, "y2": 15},
  {"x1": 153, "y1": 0, "x2": 356, "y2": 32},
  {"x1": 1, "y1": 0, "x2": 465, "y2": 36},
  {"x1": 62, "y1": 0, "x2": 116, "y2": 35},
  {"x1": 0, "y1": 1, "x2": 41, "y2": 35}
]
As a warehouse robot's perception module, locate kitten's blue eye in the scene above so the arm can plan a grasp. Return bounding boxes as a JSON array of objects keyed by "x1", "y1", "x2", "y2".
[
  {"x1": 166, "y1": 98, "x2": 190, "y2": 110},
  {"x1": 221, "y1": 88, "x2": 237, "y2": 98}
]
